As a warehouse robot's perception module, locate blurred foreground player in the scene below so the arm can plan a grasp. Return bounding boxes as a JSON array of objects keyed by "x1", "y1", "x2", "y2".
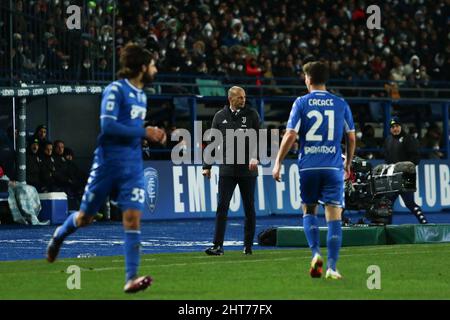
[
  {"x1": 272, "y1": 61, "x2": 356, "y2": 279},
  {"x1": 46, "y1": 43, "x2": 166, "y2": 293}
]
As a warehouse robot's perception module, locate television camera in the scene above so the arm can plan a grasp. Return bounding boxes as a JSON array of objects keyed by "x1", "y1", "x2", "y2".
[{"x1": 344, "y1": 157, "x2": 417, "y2": 225}]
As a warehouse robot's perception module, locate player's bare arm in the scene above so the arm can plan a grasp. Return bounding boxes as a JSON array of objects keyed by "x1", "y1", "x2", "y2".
[
  {"x1": 344, "y1": 131, "x2": 356, "y2": 179},
  {"x1": 272, "y1": 129, "x2": 297, "y2": 182}
]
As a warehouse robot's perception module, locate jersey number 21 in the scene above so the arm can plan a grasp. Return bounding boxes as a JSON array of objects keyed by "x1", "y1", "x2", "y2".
[{"x1": 305, "y1": 110, "x2": 334, "y2": 141}]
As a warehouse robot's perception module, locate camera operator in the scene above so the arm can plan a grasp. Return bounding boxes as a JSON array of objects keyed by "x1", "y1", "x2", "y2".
[{"x1": 383, "y1": 117, "x2": 428, "y2": 224}]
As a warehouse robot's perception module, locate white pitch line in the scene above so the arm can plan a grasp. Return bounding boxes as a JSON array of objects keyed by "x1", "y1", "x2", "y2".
[
  {"x1": 59, "y1": 248, "x2": 446, "y2": 273},
  {"x1": 30, "y1": 249, "x2": 447, "y2": 274},
  {"x1": 1, "y1": 245, "x2": 449, "y2": 275},
  {"x1": 1, "y1": 243, "x2": 448, "y2": 267}
]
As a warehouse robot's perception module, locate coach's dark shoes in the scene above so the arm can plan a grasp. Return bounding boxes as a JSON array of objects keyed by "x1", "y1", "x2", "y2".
[
  {"x1": 124, "y1": 275, "x2": 153, "y2": 294},
  {"x1": 46, "y1": 226, "x2": 63, "y2": 263},
  {"x1": 243, "y1": 246, "x2": 253, "y2": 255},
  {"x1": 205, "y1": 245, "x2": 224, "y2": 256}
]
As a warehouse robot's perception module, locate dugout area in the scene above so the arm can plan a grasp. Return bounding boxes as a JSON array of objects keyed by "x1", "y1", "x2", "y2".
[{"x1": 276, "y1": 224, "x2": 450, "y2": 247}]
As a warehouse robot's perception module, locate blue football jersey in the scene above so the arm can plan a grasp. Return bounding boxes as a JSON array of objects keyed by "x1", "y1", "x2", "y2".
[
  {"x1": 96, "y1": 79, "x2": 147, "y2": 162},
  {"x1": 286, "y1": 90, "x2": 355, "y2": 170}
]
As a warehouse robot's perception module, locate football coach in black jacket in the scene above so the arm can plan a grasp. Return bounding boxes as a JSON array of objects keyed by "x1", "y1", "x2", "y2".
[
  {"x1": 384, "y1": 117, "x2": 427, "y2": 224},
  {"x1": 202, "y1": 86, "x2": 261, "y2": 255}
]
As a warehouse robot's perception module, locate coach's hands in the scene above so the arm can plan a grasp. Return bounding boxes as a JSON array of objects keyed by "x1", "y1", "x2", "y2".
[
  {"x1": 146, "y1": 126, "x2": 167, "y2": 145},
  {"x1": 249, "y1": 158, "x2": 259, "y2": 171},
  {"x1": 272, "y1": 162, "x2": 281, "y2": 182},
  {"x1": 202, "y1": 169, "x2": 211, "y2": 179}
]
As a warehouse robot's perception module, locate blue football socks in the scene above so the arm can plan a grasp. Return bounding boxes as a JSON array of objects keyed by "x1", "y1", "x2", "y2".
[
  {"x1": 303, "y1": 214, "x2": 321, "y2": 257},
  {"x1": 327, "y1": 220, "x2": 342, "y2": 271},
  {"x1": 55, "y1": 211, "x2": 79, "y2": 241},
  {"x1": 124, "y1": 230, "x2": 141, "y2": 282}
]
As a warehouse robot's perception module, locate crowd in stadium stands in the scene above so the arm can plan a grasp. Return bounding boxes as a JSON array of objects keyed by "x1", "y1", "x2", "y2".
[
  {"x1": 0, "y1": 0, "x2": 448, "y2": 88},
  {"x1": 0, "y1": 0, "x2": 114, "y2": 84},
  {"x1": 117, "y1": 0, "x2": 449, "y2": 86}
]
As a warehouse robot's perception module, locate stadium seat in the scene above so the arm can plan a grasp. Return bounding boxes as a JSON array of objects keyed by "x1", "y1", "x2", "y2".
[{"x1": 195, "y1": 79, "x2": 226, "y2": 97}]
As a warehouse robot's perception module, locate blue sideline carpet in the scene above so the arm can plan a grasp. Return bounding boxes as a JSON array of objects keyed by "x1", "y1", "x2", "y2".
[{"x1": 0, "y1": 213, "x2": 449, "y2": 261}]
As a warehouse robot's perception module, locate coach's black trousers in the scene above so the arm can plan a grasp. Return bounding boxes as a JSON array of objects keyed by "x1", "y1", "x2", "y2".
[{"x1": 213, "y1": 175, "x2": 256, "y2": 248}]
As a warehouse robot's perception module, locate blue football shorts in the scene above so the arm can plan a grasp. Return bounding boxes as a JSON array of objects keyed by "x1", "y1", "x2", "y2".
[
  {"x1": 80, "y1": 159, "x2": 145, "y2": 215},
  {"x1": 299, "y1": 168, "x2": 345, "y2": 208}
]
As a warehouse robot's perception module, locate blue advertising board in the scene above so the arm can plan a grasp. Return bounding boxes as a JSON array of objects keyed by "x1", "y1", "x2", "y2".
[{"x1": 141, "y1": 160, "x2": 450, "y2": 220}]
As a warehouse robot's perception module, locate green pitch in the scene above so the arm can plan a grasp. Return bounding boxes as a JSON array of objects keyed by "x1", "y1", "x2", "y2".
[{"x1": 1, "y1": 243, "x2": 449, "y2": 300}]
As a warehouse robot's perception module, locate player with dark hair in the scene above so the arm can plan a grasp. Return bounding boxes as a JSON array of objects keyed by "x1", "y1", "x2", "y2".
[
  {"x1": 46, "y1": 43, "x2": 166, "y2": 293},
  {"x1": 272, "y1": 61, "x2": 356, "y2": 280}
]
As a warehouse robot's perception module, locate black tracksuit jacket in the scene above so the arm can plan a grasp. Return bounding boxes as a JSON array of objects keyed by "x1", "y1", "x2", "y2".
[
  {"x1": 203, "y1": 105, "x2": 260, "y2": 176},
  {"x1": 383, "y1": 133, "x2": 420, "y2": 165}
]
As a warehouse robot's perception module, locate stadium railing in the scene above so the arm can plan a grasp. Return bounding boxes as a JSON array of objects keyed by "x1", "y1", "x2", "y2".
[{"x1": 152, "y1": 73, "x2": 450, "y2": 100}]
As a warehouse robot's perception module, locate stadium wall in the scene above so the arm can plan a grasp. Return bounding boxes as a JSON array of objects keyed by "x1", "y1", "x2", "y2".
[{"x1": 141, "y1": 160, "x2": 450, "y2": 220}]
